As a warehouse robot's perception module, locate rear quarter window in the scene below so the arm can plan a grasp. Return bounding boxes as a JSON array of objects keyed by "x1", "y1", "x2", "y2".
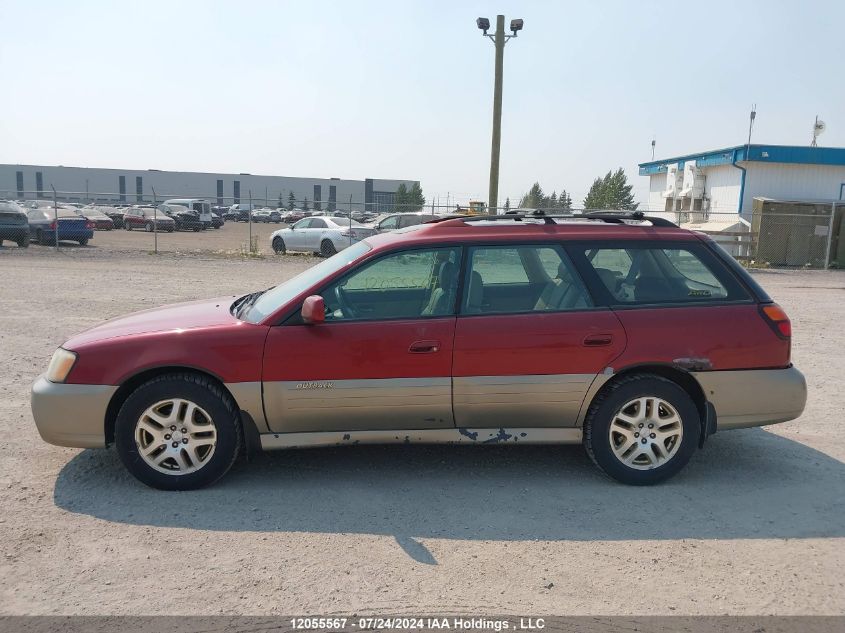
[{"x1": 572, "y1": 242, "x2": 750, "y2": 305}]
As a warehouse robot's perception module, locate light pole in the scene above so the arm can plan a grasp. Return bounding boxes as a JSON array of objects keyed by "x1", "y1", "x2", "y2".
[{"x1": 477, "y1": 14, "x2": 523, "y2": 212}]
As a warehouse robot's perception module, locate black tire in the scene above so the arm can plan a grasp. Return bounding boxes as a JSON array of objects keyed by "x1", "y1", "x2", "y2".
[
  {"x1": 272, "y1": 237, "x2": 286, "y2": 254},
  {"x1": 18, "y1": 238, "x2": 29, "y2": 248},
  {"x1": 78, "y1": 238, "x2": 88, "y2": 246},
  {"x1": 36, "y1": 229, "x2": 44, "y2": 244},
  {"x1": 115, "y1": 373, "x2": 243, "y2": 491},
  {"x1": 320, "y1": 239, "x2": 337, "y2": 257},
  {"x1": 583, "y1": 373, "x2": 700, "y2": 485}
]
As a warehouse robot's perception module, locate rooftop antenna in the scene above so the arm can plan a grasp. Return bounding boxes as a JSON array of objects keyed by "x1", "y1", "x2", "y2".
[
  {"x1": 747, "y1": 104, "x2": 756, "y2": 146},
  {"x1": 811, "y1": 115, "x2": 826, "y2": 147},
  {"x1": 651, "y1": 137, "x2": 656, "y2": 160}
]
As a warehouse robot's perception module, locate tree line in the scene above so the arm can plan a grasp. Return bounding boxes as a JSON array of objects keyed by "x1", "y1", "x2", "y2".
[{"x1": 517, "y1": 168, "x2": 638, "y2": 212}]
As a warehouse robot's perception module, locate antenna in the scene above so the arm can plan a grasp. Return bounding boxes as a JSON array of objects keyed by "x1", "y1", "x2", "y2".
[
  {"x1": 747, "y1": 104, "x2": 756, "y2": 146},
  {"x1": 651, "y1": 137, "x2": 656, "y2": 160},
  {"x1": 811, "y1": 115, "x2": 826, "y2": 147}
]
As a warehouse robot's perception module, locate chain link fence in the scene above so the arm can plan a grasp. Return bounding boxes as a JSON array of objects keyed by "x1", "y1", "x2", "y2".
[{"x1": 2, "y1": 189, "x2": 843, "y2": 268}]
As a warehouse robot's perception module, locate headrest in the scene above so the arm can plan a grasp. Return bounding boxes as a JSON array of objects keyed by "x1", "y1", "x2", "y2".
[
  {"x1": 557, "y1": 262, "x2": 572, "y2": 282},
  {"x1": 439, "y1": 261, "x2": 457, "y2": 289}
]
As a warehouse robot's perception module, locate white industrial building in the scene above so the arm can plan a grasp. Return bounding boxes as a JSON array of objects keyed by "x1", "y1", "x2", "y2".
[
  {"x1": 639, "y1": 144, "x2": 845, "y2": 217},
  {"x1": 0, "y1": 164, "x2": 418, "y2": 213}
]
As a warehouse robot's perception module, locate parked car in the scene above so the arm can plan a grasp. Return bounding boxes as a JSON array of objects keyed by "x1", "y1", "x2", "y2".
[
  {"x1": 270, "y1": 216, "x2": 376, "y2": 256},
  {"x1": 26, "y1": 207, "x2": 94, "y2": 245},
  {"x1": 282, "y1": 209, "x2": 306, "y2": 224},
  {"x1": 229, "y1": 203, "x2": 256, "y2": 222},
  {"x1": 77, "y1": 206, "x2": 115, "y2": 231},
  {"x1": 158, "y1": 204, "x2": 204, "y2": 231},
  {"x1": 96, "y1": 206, "x2": 126, "y2": 229},
  {"x1": 210, "y1": 212, "x2": 224, "y2": 229},
  {"x1": 29, "y1": 211, "x2": 806, "y2": 490},
  {"x1": 367, "y1": 212, "x2": 444, "y2": 233},
  {"x1": 222, "y1": 209, "x2": 241, "y2": 221},
  {"x1": 252, "y1": 209, "x2": 272, "y2": 223},
  {"x1": 0, "y1": 200, "x2": 29, "y2": 247},
  {"x1": 269, "y1": 210, "x2": 282, "y2": 223},
  {"x1": 165, "y1": 199, "x2": 213, "y2": 229},
  {"x1": 124, "y1": 207, "x2": 176, "y2": 232}
]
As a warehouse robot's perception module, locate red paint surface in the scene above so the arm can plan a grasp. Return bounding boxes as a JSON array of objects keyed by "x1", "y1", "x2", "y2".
[
  {"x1": 263, "y1": 318, "x2": 456, "y2": 381},
  {"x1": 64, "y1": 298, "x2": 268, "y2": 385},
  {"x1": 612, "y1": 304, "x2": 790, "y2": 370},
  {"x1": 453, "y1": 310, "x2": 627, "y2": 377}
]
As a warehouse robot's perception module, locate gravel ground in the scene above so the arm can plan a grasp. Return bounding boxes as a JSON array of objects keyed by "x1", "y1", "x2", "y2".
[{"x1": 0, "y1": 245, "x2": 843, "y2": 616}]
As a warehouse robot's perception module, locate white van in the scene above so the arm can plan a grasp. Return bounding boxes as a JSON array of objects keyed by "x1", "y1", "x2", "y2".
[{"x1": 164, "y1": 199, "x2": 212, "y2": 228}]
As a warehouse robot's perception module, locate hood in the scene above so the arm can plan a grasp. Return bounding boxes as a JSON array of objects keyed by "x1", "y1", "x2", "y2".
[{"x1": 64, "y1": 296, "x2": 241, "y2": 348}]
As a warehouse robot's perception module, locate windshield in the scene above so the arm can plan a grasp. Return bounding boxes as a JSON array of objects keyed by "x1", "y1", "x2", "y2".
[{"x1": 240, "y1": 241, "x2": 372, "y2": 323}]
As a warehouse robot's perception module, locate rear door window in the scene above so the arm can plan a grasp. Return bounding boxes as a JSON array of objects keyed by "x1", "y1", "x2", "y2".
[
  {"x1": 575, "y1": 243, "x2": 749, "y2": 304},
  {"x1": 461, "y1": 245, "x2": 592, "y2": 314}
]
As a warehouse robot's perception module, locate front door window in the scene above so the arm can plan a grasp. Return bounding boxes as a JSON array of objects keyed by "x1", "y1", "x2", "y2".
[{"x1": 320, "y1": 247, "x2": 462, "y2": 321}]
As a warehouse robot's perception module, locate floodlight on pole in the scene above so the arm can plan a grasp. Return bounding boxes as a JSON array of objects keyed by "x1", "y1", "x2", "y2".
[{"x1": 477, "y1": 14, "x2": 523, "y2": 212}]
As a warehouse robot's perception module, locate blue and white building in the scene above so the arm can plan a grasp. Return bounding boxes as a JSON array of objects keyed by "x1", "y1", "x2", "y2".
[{"x1": 638, "y1": 144, "x2": 845, "y2": 216}]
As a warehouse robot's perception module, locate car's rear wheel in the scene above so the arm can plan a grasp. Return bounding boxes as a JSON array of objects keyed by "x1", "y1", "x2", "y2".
[
  {"x1": 320, "y1": 239, "x2": 337, "y2": 257},
  {"x1": 583, "y1": 374, "x2": 700, "y2": 485},
  {"x1": 145, "y1": 222, "x2": 153, "y2": 232},
  {"x1": 18, "y1": 237, "x2": 29, "y2": 248},
  {"x1": 115, "y1": 373, "x2": 242, "y2": 490},
  {"x1": 272, "y1": 237, "x2": 286, "y2": 254},
  {"x1": 78, "y1": 238, "x2": 88, "y2": 246}
]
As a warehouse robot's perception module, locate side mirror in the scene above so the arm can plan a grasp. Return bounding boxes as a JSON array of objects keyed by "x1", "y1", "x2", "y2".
[{"x1": 301, "y1": 295, "x2": 325, "y2": 324}]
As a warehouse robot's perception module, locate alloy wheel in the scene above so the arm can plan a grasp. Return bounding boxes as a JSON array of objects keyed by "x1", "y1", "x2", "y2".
[
  {"x1": 134, "y1": 398, "x2": 217, "y2": 475},
  {"x1": 608, "y1": 396, "x2": 683, "y2": 470}
]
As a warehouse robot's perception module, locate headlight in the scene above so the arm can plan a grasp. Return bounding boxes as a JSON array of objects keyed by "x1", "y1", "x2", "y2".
[{"x1": 46, "y1": 348, "x2": 78, "y2": 383}]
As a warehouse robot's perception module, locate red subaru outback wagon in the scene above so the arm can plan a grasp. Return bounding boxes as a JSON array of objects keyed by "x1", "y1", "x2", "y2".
[{"x1": 31, "y1": 212, "x2": 806, "y2": 490}]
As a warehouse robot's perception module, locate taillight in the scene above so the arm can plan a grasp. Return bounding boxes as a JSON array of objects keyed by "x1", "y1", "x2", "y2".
[
  {"x1": 760, "y1": 303, "x2": 792, "y2": 338},
  {"x1": 86, "y1": 221, "x2": 95, "y2": 229},
  {"x1": 49, "y1": 221, "x2": 57, "y2": 230}
]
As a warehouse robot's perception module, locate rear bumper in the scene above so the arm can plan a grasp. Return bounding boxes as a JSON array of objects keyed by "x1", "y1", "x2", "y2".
[
  {"x1": 48, "y1": 228, "x2": 94, "y2": 241},
  {"x1": 692, "y1": 366, "x2": 807, "y2": 430},
  {"x1": 30, "y1": 376, "x2": 115, "y2": 448},
  {"x1": 0, "y1": 227, "x2": 28, "y2": 240}
]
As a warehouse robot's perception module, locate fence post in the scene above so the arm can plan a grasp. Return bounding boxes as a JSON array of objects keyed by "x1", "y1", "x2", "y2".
[
  {"x1": 248, "y1": 190, "x2": 254, "y2": 253},
  {"x1": 50, "y1": 185, "x2": 59, "y2": 252},
  {"x1": 151, "y1": 187, "x2": 158, "y2": 254},
  {"x1": 824, "y1": 202, "x2": 835, "y2": 269}
]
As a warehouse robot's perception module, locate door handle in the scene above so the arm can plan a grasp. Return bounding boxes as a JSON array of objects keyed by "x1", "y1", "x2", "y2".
[
  {"x1": 409, "y1": 340, "x2": 440, "y2": 353},
  {"x1": 583, "y1": 333, "x2": 613, "y2": 347}
]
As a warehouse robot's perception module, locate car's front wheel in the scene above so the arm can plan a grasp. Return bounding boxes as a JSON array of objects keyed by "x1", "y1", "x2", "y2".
[
  {"x1": 583, "y1": 373, "x2": 700, "y2": 485},
  {"x1": 115, "y1": 373, "x2": 242, "y2": 490},
  {"x1": 272, "y1": 237, "x2": 286, "y2": 254},
  {"x1": 320, "y1": 239, "x2": 337, "y2": 257}
]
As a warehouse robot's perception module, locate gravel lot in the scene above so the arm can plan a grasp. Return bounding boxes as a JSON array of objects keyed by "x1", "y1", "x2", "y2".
[{"x1": 0, "y1": 243, "x2": 843, "y2": 616}]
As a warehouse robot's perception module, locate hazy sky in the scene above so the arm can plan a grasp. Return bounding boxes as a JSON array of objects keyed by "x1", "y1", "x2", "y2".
[{"x1": 2, "y1": 0, "x2": 843, "y2": 206}]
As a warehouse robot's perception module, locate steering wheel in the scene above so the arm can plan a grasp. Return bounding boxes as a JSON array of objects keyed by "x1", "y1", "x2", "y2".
[{"x1": 333, "y1": 285, "x2": 358, "y2": 319}]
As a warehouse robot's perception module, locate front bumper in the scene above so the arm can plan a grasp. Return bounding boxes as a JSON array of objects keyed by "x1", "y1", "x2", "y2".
[
  {"x1": 30, "y1": 376, "x2": 116, "y2": 448},
  {"x1": 692, "y1": 366, "x2": 807, "y2": 431}
]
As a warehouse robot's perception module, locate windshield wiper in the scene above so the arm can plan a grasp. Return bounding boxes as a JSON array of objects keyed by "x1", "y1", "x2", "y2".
[{"x1": 234, "y1": 288, "x2": 271, "y2": 319}]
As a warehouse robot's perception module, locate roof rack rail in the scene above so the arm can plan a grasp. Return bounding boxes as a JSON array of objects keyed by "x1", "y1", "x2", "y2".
[{"x1": 451, "y1": 210, "x2": 678, "y2": 228}]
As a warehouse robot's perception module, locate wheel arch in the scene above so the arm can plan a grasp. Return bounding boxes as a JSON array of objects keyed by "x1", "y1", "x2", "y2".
[
  {"x1": 104, "y1": 365, "x2": 261, "y2": 455},
  {"x1": 582, "y1": 363, "x2": 714, "y2": 446}
]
